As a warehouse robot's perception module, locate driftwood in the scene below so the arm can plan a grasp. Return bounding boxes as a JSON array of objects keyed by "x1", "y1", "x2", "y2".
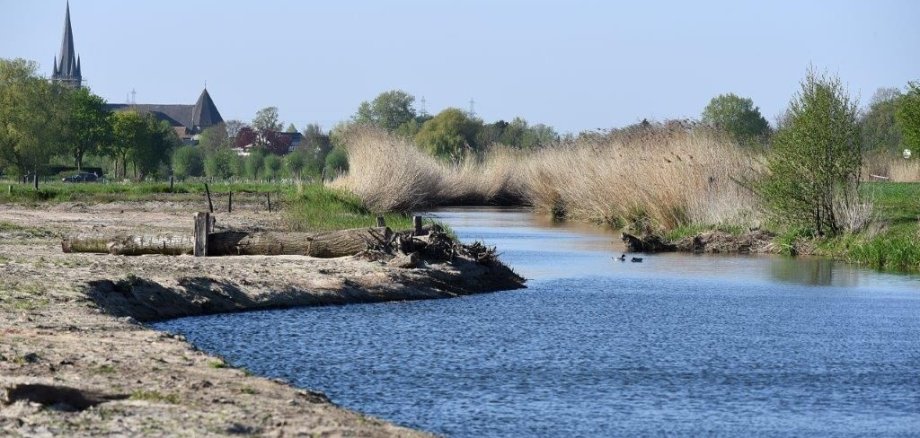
[
  {"x1": 62, "y1": 227, "x2": 391, "y2": 258},
  {"x1": 206, "y1": 227, "x2": 392, "y2": 257}
]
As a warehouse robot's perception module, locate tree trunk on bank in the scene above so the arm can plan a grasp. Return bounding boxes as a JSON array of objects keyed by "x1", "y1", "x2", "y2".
[{"x1": 62, "y1": 227, "x2": 392, "y2": 258}]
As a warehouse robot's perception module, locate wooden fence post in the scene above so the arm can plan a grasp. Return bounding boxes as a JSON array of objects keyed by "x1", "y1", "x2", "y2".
[
  {"x1": 228, "y1": 191, "x2": 233, "y2": 213},
  {"x1": 376, "y1": 216, "x2": 386, "y2": 227},
  {"x1": 267, "y1": 193, "x2": 272, "y2": 212},
  {"x1": 204, "y1": 183, "x2": 214, "y2": 213},
  {"x1": 194, "y1": 212, "x2": 210, "y2": 257},
  {"x1": 169, "y1": 176, "x2": 174, "y2": 192},
  {"x1": 413, "y1": 216, "x2": 423, "y2": 236}
]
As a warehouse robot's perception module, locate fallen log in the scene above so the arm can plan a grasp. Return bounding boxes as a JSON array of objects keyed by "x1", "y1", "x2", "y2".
[
  {"x1": 62, "y1": 227, "x2": 392, "y2": 258},
  {"x1": 207, "y1": 227, "x2": 392, "y2": 257}
]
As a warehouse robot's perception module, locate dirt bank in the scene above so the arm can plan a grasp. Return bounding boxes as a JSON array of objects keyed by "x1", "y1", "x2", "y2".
[
  {"x1": 0, "y1": 200, "x2": 524, "y2": 437},
  {"x1": 622, "y1": 229, "x2": 777, "y2": 254}
]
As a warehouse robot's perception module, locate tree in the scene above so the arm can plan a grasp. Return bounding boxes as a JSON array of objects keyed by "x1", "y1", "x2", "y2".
[
  {"x1": 252, "y1": 107, "x2": 282, "y2": 133},
  {"x1": 197, "y1": 123, "x2": 229, "y2": 152},
  {"x1": 285, "y1": 123, "x2": 298, "y2": 133},
  {"x1": 283, "y1": 149, "x2": 310, "y2": 179},
  {"x1": 353, "y1": 90, "x2": 417, "y2": 132},
  {"x1": 859, "y1": 87, "x2": 902, "y2": 152},
  {"x1": 129, "y1": 115, "x2": 177, "y2": 180},
  {"x1": 263, "y1": 154, "x2": 282, "y2": 179},
  {"x1": 63, "y1": 87, "x2": 111, "y2": 170},
  {"x1": 895, "y1": 81, "x2": 920, "y2": 151},
  {"x1": 244, "y1": 148, "x2": 266, "y2": 179},
  {"x1": 109, "y1": 111, "x2": 145, "y2": 179},
  {"x1": 0, "y1": 58, "x2": 66, "y2": 180},
  {"x1": 204, "y1": 148, "x2": 238, "y2": 179},
  {"x1": 224, "y1": 119, "x2": 245, "y2": 139},
  {"x1": 759, "y1": 70, "x2": 861, "y2": 236},
  {"x1": 701, "y1": 93, "x2": 771, "y2": 144},
  {"x1": 414, "y1": 108, "x2": 481, "y2": 159},
  {"x1": 172, "y1": 145, "x2": 204, "y2": 178},
  {"x1": 324, "y1": 147, "x2": 348, "y2": 178}
]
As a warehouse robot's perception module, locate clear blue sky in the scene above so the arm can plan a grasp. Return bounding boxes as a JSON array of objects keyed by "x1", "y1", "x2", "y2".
[{"x1": 1, "y1": 0, "x2": 918, "y2": 134}]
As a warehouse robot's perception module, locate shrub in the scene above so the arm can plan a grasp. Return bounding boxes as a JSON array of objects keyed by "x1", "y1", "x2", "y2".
[
  {"x1": 760, "y1": 69, "x2": 862, "y2": 236},
  {"x1": 204, "y1": 148, "x2": 239, "y2": 180},
  {"x1": 171, "y1": 145, "x2": 204, "y2": 179},
  {"x1": 324, "y1": 147, "x2": 348, "y2": 177},
  {"x1": 263, "y1": 154, "x2": 282, "y2": 180}
]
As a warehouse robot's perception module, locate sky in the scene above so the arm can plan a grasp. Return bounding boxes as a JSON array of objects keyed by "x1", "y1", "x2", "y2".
[{"x1": 1, "y1": 0, "x2": 918, "y2": 134}]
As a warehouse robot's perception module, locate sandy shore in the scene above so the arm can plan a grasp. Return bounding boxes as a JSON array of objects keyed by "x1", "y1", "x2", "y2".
[{"x1": 0, "y1": 200, "x2": 524, "y2": 436}]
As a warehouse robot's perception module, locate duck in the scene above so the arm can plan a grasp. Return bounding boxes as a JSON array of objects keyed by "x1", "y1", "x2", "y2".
[
  {"x1": 616, "y1": 254, "x2": 626, "y2": 261},
  {"x1": 631, "y1": 257, "x2": 643, "y2": 263}
]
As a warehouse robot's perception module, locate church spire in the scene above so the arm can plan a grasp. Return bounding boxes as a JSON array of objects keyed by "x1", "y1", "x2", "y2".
[{"x1": 52, "y1": 1, "x2": 82, "y2": 88}]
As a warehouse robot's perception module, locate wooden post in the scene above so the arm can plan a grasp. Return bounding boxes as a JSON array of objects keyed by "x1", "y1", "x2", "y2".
[
  {"x1": 169, "y1": 176, "x2": 174, "y2": 192},
  {"x1": 376, "y1": 216, "x2": 386, "y2": 227},
  {"x1": 204, "y1": 183, "x2": 214, "y2": 213},
  {"x1": 267, "y1": 193, "x2": 272, "y2": 212},
  {"x1": 413, "y1": 216, "x2": 423, "y2": 236},
  {"x1": 194, "y1": 212, "x2": 210, "y2": 257},
  {"x1": 33, "y1": 173, "x2": 38, "y2": 190},
  {"x1": 228, "y1": 191, "x2": 233, "y2": 213},
  {"x1": 7, "y1": 185, "x2": 11, "y2": 195}
]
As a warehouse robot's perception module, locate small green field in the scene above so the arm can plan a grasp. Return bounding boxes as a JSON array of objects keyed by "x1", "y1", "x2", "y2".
[
  {"x1": 819, "y1": 182, "x2": 920, "y2": 272},
  {"x1": 0, "y1": 180, "x2": 416, "y2": 233}
]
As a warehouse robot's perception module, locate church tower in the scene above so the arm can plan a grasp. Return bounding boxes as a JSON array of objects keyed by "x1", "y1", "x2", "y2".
[{"x1": 51, "y1": 1, "x2": 82, "y2": 89}]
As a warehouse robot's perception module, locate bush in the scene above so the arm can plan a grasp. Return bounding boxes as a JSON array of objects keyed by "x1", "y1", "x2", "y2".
[
  {"x1": 760, "y1": 69, "x2": 862, "y2": 236},
  {"x1": 204, "y1": 148, "x2": 239, "y2": 179},
  {"x1": 263, "y1": 154, "x2": 282, "y2": 180},
  {"x1": 171, "y1": 146, "x2": 204, "y2": 179},
  {"x1": 324, "y1": 147, "x2": 348, "y2": 178},
  {"x1": 244, "y1": 149, "x2": 266, "y2": 179}
]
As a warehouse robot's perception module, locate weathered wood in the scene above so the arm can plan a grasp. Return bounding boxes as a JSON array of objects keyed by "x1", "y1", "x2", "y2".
[
  {"x1": 204, "y1": 184, "x2": 214, "y2": 213},
  {"x1": 413, "y1": 216, "x2": 423, "y2": 236},
  {"x1": 169, "y1": 176, "x2": 174, "y2": 192},
  {"x1": 194, "y1": 212, "x2": 210, "y2": 257},
  {"x1": 228, "y1": 191, "x2": 233, "y2": 213},
  {"x1": 376, "y1": 216, "x2": 386, "y2": 227},
  {"x1": 64, "y1": 226, "x2": 392, "y2": 258},
  {"x1": 108, "y1": 234, "x2": 195, "y2": 256},
  {"x1": 207, "y1": 227, "x2": 392, "y2": 257},
  {"x1": 266, "y1": 193, "x2": 272, "y2": 212}
]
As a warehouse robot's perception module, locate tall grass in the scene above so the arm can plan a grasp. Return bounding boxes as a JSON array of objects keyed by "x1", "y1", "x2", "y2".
[
  {"x1": 524, "y1": 126, "x2": 760, "y2": 230},
  {"x1": 331, "y1": 127, "x2": 525, "y2": 213},
  {"x1": 863, "y1": 151, "x2": 920, "y2": 182},
  {"x1": 332, "y1": 125, "x2": 760, "y2": 231}
]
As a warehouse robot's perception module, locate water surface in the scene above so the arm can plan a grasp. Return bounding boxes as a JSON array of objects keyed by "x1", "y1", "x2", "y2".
[{"x1": 157, "y1": 207, "x2": 920, "y2": 436}]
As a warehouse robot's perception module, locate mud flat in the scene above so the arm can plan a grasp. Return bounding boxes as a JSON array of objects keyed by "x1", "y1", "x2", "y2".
[{"x1": 0, "y1": 201, "x2": 524, "y2": 437}]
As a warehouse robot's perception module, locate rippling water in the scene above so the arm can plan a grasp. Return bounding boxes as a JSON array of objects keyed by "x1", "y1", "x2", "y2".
[{"x1": 156, "y1": 208, "x2": 920, "y2": 436}]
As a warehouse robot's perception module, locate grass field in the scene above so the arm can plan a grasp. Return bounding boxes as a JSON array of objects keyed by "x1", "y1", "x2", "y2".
[{"x1": 0, "y1": 180, "x2": 416, "y2": 233}]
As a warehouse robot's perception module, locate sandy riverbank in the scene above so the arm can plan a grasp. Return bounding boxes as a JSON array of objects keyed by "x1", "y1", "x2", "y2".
[{"x1": 0, "y1": 200, "x2": 524, "y2": 436}]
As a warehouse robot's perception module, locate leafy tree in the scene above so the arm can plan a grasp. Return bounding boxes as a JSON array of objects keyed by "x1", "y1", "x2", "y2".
[
  {"x1": 285, "y1": 123, "x2": 298, "y2": 133},
  {"x1": 759, "y1": 70, "x2": 861, "y2": 236},
  {"x1": 252, "y1": 106, "x2": 282, "y2": 133},
  {"x1": 109, "y1": 111, "x2": 146, "y2": 179},
  {"x1": 324, "y1": 146, "x2": 348, "y2": 178},
  {"x1": 414, "y1": 108, "x2": 481, "y2": 159},
  {"x1": 223, "y1": 119, "x2": 245, "y2": 139},
  {"x1": 301, "y1": 123, "x2": 332, "y2": 158},
  {"x1": 172, "y1": 145, "x2": 204, "y2": 178},
  {"x1": 0, "y1": 58, "x2": 65, "y2": 180},
  {"x1": 204, "y1": 148, "x2": 239, "y2": 179},
  {"x1": 244, "y1": 148, "x2": 266, "y2": 179},
  {"x1": 702, "y1": 93, "x2": 771, "y2": 144},
  {"x1": 130, "y1": 116, "x2": 178, "y2": 180},
  {"x1": 283, "y1": 149, "x2": 310, "y2": 179},
  {"x1": 859, "y1": 87, "x2": 902, "y2": 152},
  {"x1": 354, "y1": 90, "x2": 417, "y2": 132},
  {"x1": 197, "y1": 123, "x2": 229, "y2": 152},
  {"x1": 895, "y1": 81, "x2": 920, "y2": 151},
  {"x1": 263, "y1": 154, "x2": 282, "y2": 179},
  {"x1": 63, "y1": 87, "x2": 112, "y2": 170}
]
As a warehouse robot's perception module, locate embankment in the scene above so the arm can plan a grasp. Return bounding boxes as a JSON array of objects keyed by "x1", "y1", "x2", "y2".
[{"x1": 0, "y1": 200, "x2": 523, "y2": 436}]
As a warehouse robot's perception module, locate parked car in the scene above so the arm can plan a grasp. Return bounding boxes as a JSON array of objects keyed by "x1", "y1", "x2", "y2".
[{"x1": 62, "y1": 172, "x2": 99, "y2": 183}]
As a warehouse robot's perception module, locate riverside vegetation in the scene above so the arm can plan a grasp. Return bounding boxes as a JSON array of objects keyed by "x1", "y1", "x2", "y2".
[{"x1": 331, "y1": 72, "x2": 920, "y2": 273}]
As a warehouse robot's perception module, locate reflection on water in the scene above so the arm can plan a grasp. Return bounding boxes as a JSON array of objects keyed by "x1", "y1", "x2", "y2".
[
  {"x1": 424, "y1": 207, "x2": 920, "y2": 292},
  {"x1": 156, "y1": 207, "x2": 920, "y2": 437}
]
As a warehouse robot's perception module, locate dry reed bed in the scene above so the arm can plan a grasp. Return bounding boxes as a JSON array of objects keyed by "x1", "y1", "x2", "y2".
[
  {"x1": 333, "y1": 127, "x2": 762, "y2": 231},
  {"x1": 863, "y1": 153, "x2": 920, "y2": 182}
]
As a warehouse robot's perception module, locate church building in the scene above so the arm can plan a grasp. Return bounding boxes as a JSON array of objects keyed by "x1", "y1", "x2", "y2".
[{"x1": 52, "y1": 2, "x2": 225, "y2": 140}]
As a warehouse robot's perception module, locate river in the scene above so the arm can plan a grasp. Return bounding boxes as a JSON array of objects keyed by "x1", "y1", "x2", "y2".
[{"x1": 155, "y1": 207, "x2": 920, "y2": 436}]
